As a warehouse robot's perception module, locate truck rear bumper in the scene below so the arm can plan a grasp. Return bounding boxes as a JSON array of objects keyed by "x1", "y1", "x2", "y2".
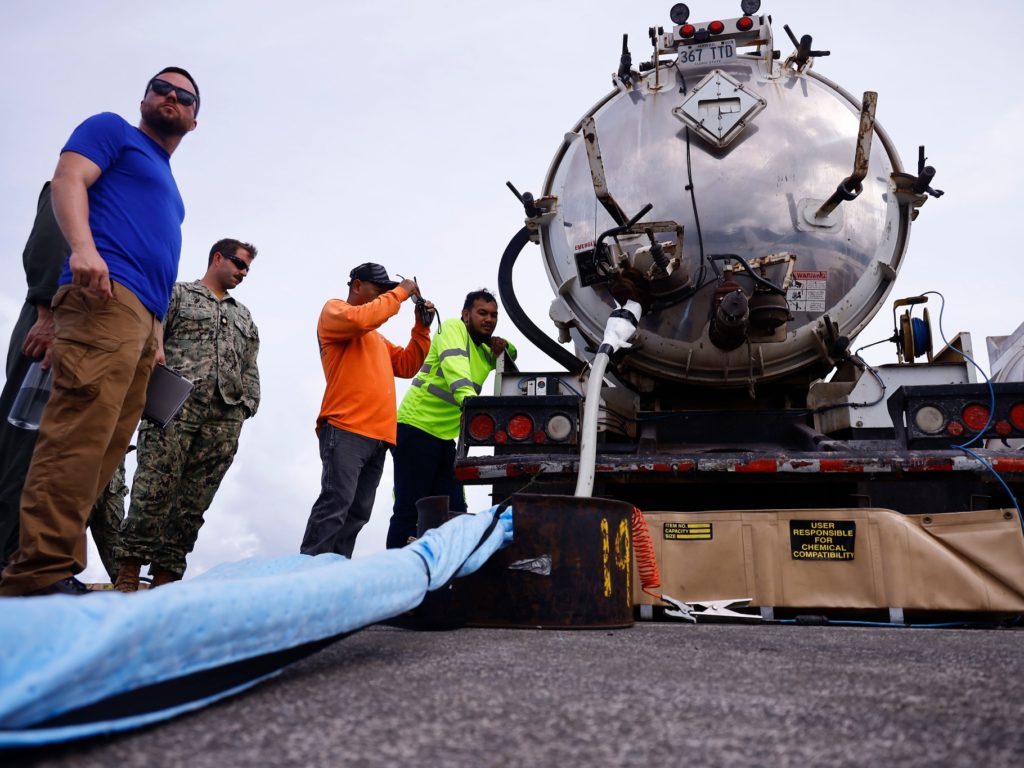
[{"x1": 456, "y1": 449, "x2": 1024, "y2": 481}]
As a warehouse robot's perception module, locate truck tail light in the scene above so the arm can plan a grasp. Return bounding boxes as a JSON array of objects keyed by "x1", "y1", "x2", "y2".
[
  {"x1": 468, "y1": 414, "x2": 496, "y2": 441},
  {"x1": 1011, "y1": 403, "x2": 1024, "y2": 430},
  {"x1": 546, "y1": 413, "x2": 573, "y2": 442},
  {"x1": 679, "y1": 24, "x2": 695, "y2": 38},
  {"x1": 507, "y1": 414, "x2": 534, "y2": 441},
  {"x1": 888, "y1": 384, "x2": 1024, "y2": 448},
  {"x1": 913, "y1": 405, "x2": 945, "y2": 435},
  {"x1": 736, "y1": 16, "x2": 754, "y2": 31},
  {"x1": 458, "y1": 395, "x2": 581, "y2": 453},
  {"x1": 961, "y1": 403, "x2": 991, "y2": 432},
  {"x1": 708, "y1": 20, "x2": 725, "y2": 35}
]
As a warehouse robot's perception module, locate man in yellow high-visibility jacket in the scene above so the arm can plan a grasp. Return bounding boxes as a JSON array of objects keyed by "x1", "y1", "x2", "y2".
[{"x1": 387, "y1": 290, "x2": 515, "y2": 548}]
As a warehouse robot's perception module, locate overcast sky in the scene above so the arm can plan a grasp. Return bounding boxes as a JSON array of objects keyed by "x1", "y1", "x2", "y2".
[{"x1": 2, "y1": 0, "x2": 1022, "y2": 582}]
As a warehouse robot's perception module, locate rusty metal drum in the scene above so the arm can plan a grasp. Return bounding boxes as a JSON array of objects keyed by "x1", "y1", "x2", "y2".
[{"x1": 456, "y1": 494, "x2": 635, "y2": 629}]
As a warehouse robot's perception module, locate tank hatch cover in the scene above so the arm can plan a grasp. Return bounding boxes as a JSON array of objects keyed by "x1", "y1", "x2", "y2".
[{"x1": 672, "y1": 69, "x2": 766, "y2": 149}]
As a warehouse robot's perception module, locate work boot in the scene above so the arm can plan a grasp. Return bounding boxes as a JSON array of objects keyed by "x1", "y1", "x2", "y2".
[
  {"x1": 113, "y1": 559, "x2": 142, "y2": 593},
  {"x1": 149, "y1": 570, "x2": 180, "y2": 588}
]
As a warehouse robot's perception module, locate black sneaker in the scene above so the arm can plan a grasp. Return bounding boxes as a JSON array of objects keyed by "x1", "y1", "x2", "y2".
[{"x1": 31, "y1": 576, "x2": 91, "y2": 596}]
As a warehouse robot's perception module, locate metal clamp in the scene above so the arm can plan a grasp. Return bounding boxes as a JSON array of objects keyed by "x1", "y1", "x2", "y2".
[{"x1": 662, "y1": 595, "x2": 762, "y2": 622}]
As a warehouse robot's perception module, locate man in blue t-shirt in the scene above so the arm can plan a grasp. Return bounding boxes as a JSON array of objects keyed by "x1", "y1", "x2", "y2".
[{"x1": 0, "y1": 67, "x2": 200, "y2": 597}]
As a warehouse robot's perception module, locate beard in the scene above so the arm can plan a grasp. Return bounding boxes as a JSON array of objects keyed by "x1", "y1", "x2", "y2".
[
  {"x1": 141, "y1": 101, "x2": 191, "y2": 138},
  {"x1": 467, "y1": 324, "x2": 493, "y2": 346}
]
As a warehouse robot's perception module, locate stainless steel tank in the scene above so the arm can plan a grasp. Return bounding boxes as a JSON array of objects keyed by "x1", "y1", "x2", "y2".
[{"x1": 538, "y1": 12, "x2": 918, "y2": 389}]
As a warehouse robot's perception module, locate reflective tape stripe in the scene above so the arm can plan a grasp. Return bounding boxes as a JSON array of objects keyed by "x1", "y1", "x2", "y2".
[
  {"x1": 427, "y1": 383, "x2": 458, "y2": 405},
  {"x1": 449, "y1": 377, "x2": 477, "y2": 394},
  {"x1": 413, "y1": 377, "x2": 458, "y2": 405},
  {"x1": 439, "y1": 348, "x2": 469, "y2": 361},
  {"x1": 419, "y1": 364, "x2": 432, "y2": 374}
]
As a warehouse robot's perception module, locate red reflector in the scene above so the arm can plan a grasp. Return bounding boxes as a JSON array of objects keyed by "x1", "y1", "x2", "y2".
[
  {"x1": 961, "y1": 403, "x2": 990, "y2": 432},
  {"x1": 680, "y1": 24, "x2": 696, "y2": 38},
  {"x1": 1010, "y1": 403, "x2": 1024, "y2": 430},
  {"x1": 467, "y1": 413, "x2": 496, "y2": 441},
  {"x1": 507, "y1": 414, "x2": 534, "y2": 441},
  {"x1": 494, "y1": 430, "x2": 508, "y2": 444},
  {"x1": 455, "y1": 465, "x2": 480, "y2": 481},
  {"x1": 995, "y1": 420, "x2": 1012, "y2": 437},
  {"x1": 946, "y1": 420, "x2": 964, "y2": 437},
  {"x1": 708, "y1": 20, "x2": 725, "y2": 34},
  {"x1": 736, "y1": 16, "x2": 754, "y2": 31},
  {"x1": 533, "y1": 431, "x2": 546, "y2": 444}
]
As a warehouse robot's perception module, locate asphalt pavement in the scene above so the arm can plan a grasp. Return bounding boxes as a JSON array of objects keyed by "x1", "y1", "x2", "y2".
[{"x1": 8, "y1": 621, "x2": 1024, "y2": 767}]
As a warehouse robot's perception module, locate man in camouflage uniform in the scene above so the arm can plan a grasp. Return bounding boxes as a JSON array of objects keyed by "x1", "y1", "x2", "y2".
[{"x1": 113, "y1": 238, "x2": 260, "y2": 591}]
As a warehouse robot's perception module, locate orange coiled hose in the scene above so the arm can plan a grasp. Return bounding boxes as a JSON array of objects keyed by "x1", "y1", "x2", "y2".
[{"x1": 631, "y1": 506, "x2": 663, "y2": 599}]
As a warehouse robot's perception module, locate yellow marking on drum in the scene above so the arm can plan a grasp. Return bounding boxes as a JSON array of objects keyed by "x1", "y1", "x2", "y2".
[
  {"x1": 615, "y1": 518, "x2": 631, "y2": 608},
  {"x1": 601, "y1": 517, "x2": 612, "y2": 597}
]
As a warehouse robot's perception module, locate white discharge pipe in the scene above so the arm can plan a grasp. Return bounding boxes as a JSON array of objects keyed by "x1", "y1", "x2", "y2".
[{"x1": 575, "y1": 300, "x2": 642, "y2": 497}]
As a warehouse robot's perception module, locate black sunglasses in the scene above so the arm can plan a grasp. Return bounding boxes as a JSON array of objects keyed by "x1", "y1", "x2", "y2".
[
  {"x1": 223, "y1": 253, "x2": 250, "y2": 271},
  {"x1": 148, "y1": 78, "x2": 199, "y2": 108}
]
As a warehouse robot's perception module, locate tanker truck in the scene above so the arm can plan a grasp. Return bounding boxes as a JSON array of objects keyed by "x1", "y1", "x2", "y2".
[{"x1": 453, "y1": 1, "x2": 1024, "y2": 621}]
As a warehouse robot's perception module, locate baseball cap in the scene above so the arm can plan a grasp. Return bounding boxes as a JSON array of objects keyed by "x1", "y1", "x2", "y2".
[{"x1": 349, "y1": 262, "x2": 399, "y2": 290}]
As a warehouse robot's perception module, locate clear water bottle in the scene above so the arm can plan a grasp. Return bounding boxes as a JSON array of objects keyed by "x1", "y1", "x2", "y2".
[{"x1": 8, "y1": 361, "x2": 53, "y2": 430}]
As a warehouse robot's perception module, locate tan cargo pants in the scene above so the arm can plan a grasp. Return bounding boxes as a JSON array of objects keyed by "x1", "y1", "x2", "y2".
[{"x1": 0, "y1": 282, "x2": 157, "y2": 595}]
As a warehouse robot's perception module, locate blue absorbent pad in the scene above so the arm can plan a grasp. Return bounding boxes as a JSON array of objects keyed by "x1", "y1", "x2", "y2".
[{"x1": 0, "y1": 505, "x2": 512, "y2": 747}]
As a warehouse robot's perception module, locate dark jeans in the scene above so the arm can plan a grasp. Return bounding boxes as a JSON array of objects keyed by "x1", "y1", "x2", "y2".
[
  {"x1": 387, "y1": 422, "x2": 467, "y2": 549},
  {"x1": 300, "y1": 423, "x2": 387, "y2": 558}
]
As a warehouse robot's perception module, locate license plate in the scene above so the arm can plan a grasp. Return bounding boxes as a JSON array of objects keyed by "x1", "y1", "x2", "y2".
[{"x1": 677, "y1": 40, "x2": 737, "y2": 68}]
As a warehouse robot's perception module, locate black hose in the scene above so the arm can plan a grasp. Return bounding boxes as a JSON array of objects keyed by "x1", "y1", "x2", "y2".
[
  {"x1": 708, "y1": 253, "x2": 787, "y2": 295},
  {"x1": 498, "y1": 227, "x2": 586, "y2": 374}
]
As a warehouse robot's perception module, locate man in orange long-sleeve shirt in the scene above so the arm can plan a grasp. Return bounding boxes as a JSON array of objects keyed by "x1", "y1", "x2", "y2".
[{"x1": 300, "y1": 263, "x2": 433, "y2": 557}]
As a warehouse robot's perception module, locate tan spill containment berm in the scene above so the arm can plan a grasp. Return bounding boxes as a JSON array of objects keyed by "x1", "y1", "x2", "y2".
[{"x1": 634, "y1": 508, "x2": 1024, "y2": 614}]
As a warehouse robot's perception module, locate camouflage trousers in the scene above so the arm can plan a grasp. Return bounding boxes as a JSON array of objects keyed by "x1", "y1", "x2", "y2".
[
  {"x1": 89, "y1": 459, "x2": 128, "y2": 581},
  {"x1": 114, "y1": 396, "x2": 245, "y2": 578}
]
